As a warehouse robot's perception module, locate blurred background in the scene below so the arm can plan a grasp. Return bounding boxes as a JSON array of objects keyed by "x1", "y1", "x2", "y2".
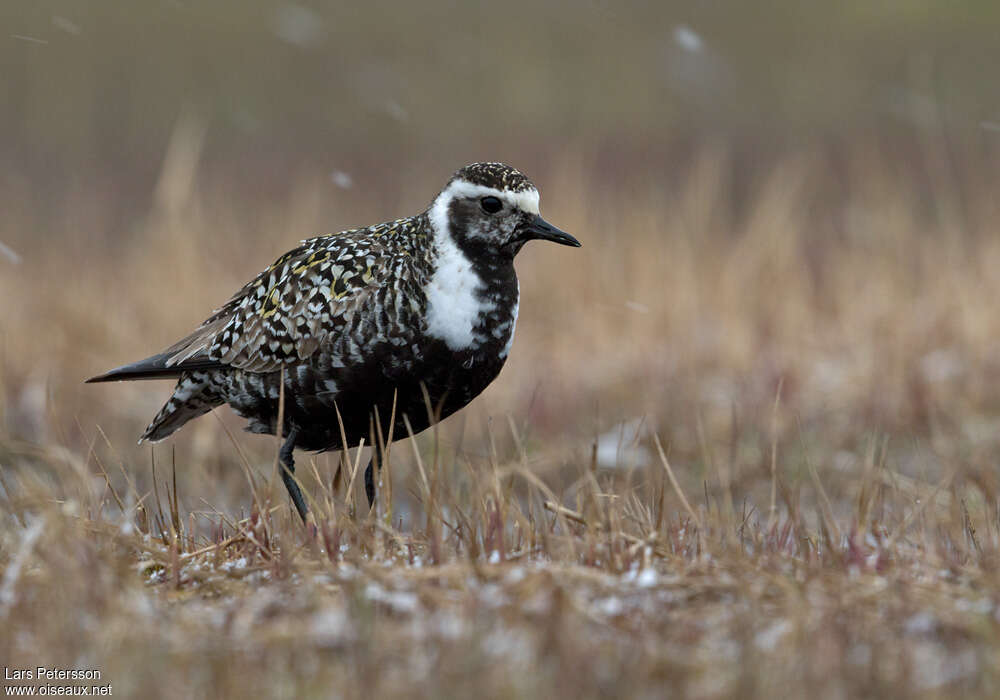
[
  {"x1": 7, "y1": 3, "x2": 1000, "y2": 698},
  {"x1": 5, "y1": 0, "x2": 1000, "y2": 230},
  {"x1": 3, "y1": 0, "x2": 1000, "y2": 514}
]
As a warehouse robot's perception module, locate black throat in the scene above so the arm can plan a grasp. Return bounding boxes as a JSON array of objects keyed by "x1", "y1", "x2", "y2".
[{"x1": 443, "y1": 202, "x2": 520, "y2": 324}]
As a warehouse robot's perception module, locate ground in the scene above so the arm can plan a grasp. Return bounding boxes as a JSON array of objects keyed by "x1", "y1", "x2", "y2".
[{"x1": 3, "y1": 145, "x2": 1000, "y2": 698}]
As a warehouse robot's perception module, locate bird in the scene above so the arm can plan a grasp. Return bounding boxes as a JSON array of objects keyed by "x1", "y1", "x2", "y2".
[{"x1": 87, "y1": 162, "x2": 580, "y2": 522}]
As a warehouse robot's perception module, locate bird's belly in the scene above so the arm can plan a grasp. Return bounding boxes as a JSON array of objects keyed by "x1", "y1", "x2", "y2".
[{"x1": 224, "y1": 340, "x2": 510, "y2": 452}]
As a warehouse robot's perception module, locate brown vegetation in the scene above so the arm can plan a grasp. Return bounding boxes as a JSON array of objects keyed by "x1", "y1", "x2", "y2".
[{"x1": 4, "y1": 132, "x2": 1000, "y2": 697}]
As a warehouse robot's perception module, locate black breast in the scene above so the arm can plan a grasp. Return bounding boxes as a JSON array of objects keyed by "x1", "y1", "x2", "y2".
[{"x1": 228, "y1": 259, "x2": 521, "y2": 453}]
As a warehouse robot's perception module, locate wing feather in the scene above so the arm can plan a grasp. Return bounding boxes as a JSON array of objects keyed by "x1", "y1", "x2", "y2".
[{"x1": 161, "y1": 233, "x2": 390, "y2": 373}]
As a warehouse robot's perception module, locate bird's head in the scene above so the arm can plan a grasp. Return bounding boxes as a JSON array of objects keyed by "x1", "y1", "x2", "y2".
[{"x1": 427, "y1": 162, "x2": 580, "y2": 259}]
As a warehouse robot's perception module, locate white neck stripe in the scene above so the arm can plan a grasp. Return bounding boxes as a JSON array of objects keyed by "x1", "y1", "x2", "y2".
[{"x1": 422, "y1": 177, "x2": 530, "y2": 351}]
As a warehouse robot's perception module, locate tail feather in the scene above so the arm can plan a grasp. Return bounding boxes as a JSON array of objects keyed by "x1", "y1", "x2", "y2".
[
  {"x1": 87, "y1": 352, "x2": 223, "y2": 383},
  {"x1": 140, "y1": 372, "x2": 225, "y2": 443}
]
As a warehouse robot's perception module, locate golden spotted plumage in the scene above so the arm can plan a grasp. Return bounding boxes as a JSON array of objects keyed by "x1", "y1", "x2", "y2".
[{"x1": 87, "y1": 162, "x2": 580, "y2": 521}]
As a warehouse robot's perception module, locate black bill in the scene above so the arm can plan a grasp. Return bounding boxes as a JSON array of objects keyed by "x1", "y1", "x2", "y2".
[{"x1": 521, "y1": 215, "x2": 581, "y2": 247}]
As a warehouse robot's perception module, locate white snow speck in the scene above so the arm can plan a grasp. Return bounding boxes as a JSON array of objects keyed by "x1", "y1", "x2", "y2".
[
  {"x1": 0, "y1": 241, "x2": 22, "y2": 264},
  {"x1": 954, "y1": 597, "x2": 993, "y2": 614},
  {"x1": 52, "y1": 16, "x2": 81, "y2": 35},
  {"x1": 911, "y1": 645, "x2": 977, "y2": 689},
  {"x1": 330, "y1": 170, "x2": 353, "y2": 189},
  {"x1": 904, "y1": 612, "x2": 937, "y2": 636},
  {"x1": 220, "y1": 556, "x2": 249, "y2": 572},
  {"x1": 596, "y1": 596, "x2": 624, "y2": 617},
  {"x1": 673, "y1": 25, "x2": 703, "y2": 53},
  {"x1": 434, "y1": 611, "x2": 466, "y2": 640},
  {"x1": 273, "y1": 4, "x2": 324, "y2": 47},
  {"x1": 364, "y1": 583, "x2": 418, "y2": 613},
  {"x1": 754, "y1": 619, "x2": 791, "y2": 650},
  {"x1": 636, "y1": 567, "x2": 658, "y2": 588},
  {"x1": 624, "y1": 564, "x2": 658, "y2": 587},
  {"x1": 596, "y1": 417, "x2": 651, "y2": 469},
  {"x1": 481, "y1": 628, "x2": 533, "y2": 665},
  {"x1": 920, "y1": 348, "x2": 964, "y2": 383},
  {"x1": 477, "y1": 583, "x2": 508, "y2": 609},
  {"x1": 310, "y1": 608, "x2": 349, "y2": 645},
  {"x1": 504, "y1": 566, "x2": 525, "y2": 583}
]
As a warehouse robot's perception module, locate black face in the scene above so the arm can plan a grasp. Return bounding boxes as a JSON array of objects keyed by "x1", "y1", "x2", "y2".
[{"x1": 444, "y1": 189, "x2": 580, "y2": 262}]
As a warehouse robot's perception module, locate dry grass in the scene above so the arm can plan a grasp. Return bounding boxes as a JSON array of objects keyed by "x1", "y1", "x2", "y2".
[{"x1": 4, "y1": 139, "x2": 1000, "y2": 698}]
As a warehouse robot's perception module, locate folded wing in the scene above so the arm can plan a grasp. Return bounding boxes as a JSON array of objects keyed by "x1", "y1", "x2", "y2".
[{"x1": 87, "y1": 233, "x2": 389, "y2": 382}]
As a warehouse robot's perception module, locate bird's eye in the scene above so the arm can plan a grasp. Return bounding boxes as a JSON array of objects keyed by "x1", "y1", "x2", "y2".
[{"x1": 480, "y1": 196, "x2": 503, "y2": 214}]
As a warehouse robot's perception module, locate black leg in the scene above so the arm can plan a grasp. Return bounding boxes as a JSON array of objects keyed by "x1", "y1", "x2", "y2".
[
  {"x1": 364, "y1": 457, "x2": 376, "y2": 509},
  {"x1": 279, "y1": 426, "x2": 309, "y2": 523}
]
